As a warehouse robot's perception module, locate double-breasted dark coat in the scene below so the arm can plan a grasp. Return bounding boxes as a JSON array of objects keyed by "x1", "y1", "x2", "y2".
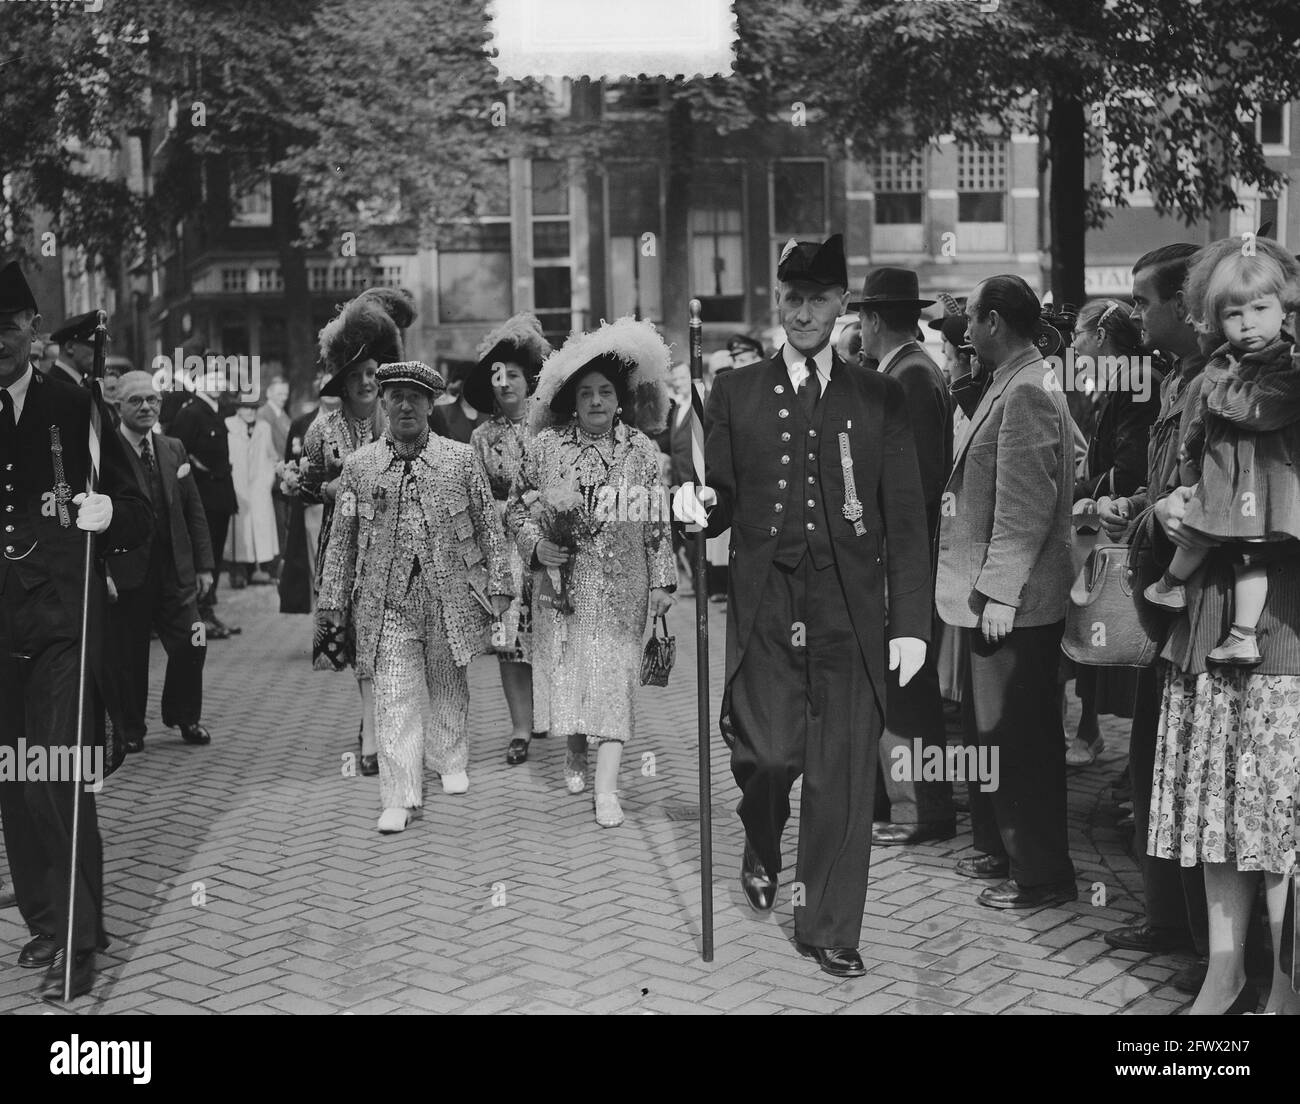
[{"x1": 704, "y1": 351, "x2": 933, "y2": 726}]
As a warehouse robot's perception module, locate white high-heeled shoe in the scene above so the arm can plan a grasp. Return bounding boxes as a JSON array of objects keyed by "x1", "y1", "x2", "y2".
[
  {"x1": 594, "y1": 792, "x2": 624, "y2": 828},
  {"x1": 377, "y1": 807, "x2": 412, "y2": 834},
  {"x1": 441, "y1": 771, "x2": 469, "y2": 794}
]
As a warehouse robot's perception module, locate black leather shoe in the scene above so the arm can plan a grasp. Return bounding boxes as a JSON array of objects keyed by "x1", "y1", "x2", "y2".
[
  {"x1": 531, "y1": 730, "x2": 548, "y2": 740},
  {"x1": 204, "y1": 618, "x2": 232, "y2": 640},
  {"x1": 40, "y1": 950, "x2": 95, "y2": 1001},
  {"x1": 1103, "y1": 920, "x2": 1196, "y2": 955},
  {"x1": 180, "y1": 723, "x2": 211, "y2": 745},
  {"x1": 18, "y1": 934, "x2": 61, "y2": 970},
  {"x1": 124, "y1": 732, "x2": 145, "y2": 753},
  {"x1": 796, "y1": 943, "x2": 866, "y2": 978},
  {"x1": 740, "y1": 841, "x2": 777, "y2": 913},
  {"x1": 872, "y1": 820, "x2": 957, "y2": 847},
  {"x1": 359, "y1": 753, "x2": 378, "y2": 776},
  {"x1": 1172, "y1": 959, "x2": 1208, "y2": 995},
  {"x1": 506, "y1": 738, "x2": 530, "y2": 765},
  {"x1": 978, "y1": 878, "x2": 1079, "y2": 910},
  {"x1": 955, "y1": 854, "x2": 1010, "y2": 880}
]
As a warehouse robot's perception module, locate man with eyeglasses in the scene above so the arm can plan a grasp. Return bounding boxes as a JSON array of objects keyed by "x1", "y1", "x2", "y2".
[{"x1": 103, "y1": 370, "x2": 215, "y2": 753}]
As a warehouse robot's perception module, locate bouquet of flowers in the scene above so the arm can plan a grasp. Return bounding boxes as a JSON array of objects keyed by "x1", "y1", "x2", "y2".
[
  {"x1": 276, "y1": 457, "x2": 311, "y2": 497},
  {"x1": 527, "y1": 481, "x2": 587, "y2": 617}
]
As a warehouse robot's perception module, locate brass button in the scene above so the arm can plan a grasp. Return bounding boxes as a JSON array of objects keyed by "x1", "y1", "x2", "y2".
[
  {"x1": 807, "y1": 453, "x2": 815, "y2": 460},
  {"x1": 769, "y1": 526, "x2": 778, "y2": 536},
  {"x1": 780, "y1": 455, "x2": 790, "y2": 465},
  {"x1": 778, "y1": 409, "x2": 789, "y2": 419},
  {"x1": 781, "y1": 432, "x2": 791, "y2": 442},
  {"x1": 774, "y1": 503, "x2": 784, "y2": 513},
  {"x1": 4, "y1": 525, "x2": 12, "y2": 533},
  {"x1": 808, "y1": 429, "x2": 818, "y2": 438},
  {"x1": 774, "y1": 384, "x2": 785, "y2": 394},
  {"x1": 4, "y1": 545, "x2": 12, "y2": 553},
  {"x1": 4, "y1": 505, "x2": 11, "y2": 512},
  {"x1": 807, "y1": 499, "x2": 816, "y2": 508},
  {"x1": 808, "y1": 476, "x2": 816, "y2": 484},
  {"x1": 4, "y1": 485, "x2": 11, "y2": 492},
  {"x1": 777, "y1": 479, "x2": 787, "y2": 489},
  {"x1": 805, "y1": 522, "x2": 816, "y2": 531},
  {"x1": 4, "y1": 464, "x2": 11, "y2": 471}
]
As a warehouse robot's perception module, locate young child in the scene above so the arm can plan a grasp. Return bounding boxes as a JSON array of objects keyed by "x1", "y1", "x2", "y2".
[{"x1": 1144, "y1": 236, "x2": 1300, "y2": 665}]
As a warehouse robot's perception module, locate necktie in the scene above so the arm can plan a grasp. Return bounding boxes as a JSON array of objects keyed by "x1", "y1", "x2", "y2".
[
  {"x1": 140, "y1": 435, "x2": 155, "y2": 473},
  {"x1": 799, "y1": 358, "x2": 821, "y2": 419},
  {"x1": 0, "y1": 389, "x2": 14, "y2": 440}
]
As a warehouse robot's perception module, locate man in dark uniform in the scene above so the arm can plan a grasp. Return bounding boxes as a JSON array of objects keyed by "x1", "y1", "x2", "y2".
[
  {"x1": 105, "y1": 370, "x2": 214, "y2": 753},
  {"x1": 47, "y1": 311, "x2": 99, "y2": 389},
  {"x1": 699, "y1": 234, "x2": 933, "y2": 977},
  {"x1": 0, "y1": 262, "x2": 151, "y2": 1000},
  {"x1": 853, "y1": 267, "x2": 957, "y2": 846},
  {"x1": 168, "y1": 366, "x2": 240, "y2": 638}
]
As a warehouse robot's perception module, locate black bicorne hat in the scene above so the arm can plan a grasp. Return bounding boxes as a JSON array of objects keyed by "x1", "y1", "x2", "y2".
[{"x1": 776, "y1": 234, "x2": 848, "y2": 289}]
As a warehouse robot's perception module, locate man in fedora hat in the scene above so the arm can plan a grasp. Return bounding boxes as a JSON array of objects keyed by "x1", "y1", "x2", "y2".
[
  {"x1": 936, "y1": 275, "x2": 1077, "y2": 909},
  {"x1": 852, "y1": 267, "x2": 956, "y2": 847},
  {"x1": 318, "y1": 361, "x2": 512, "y2": 834},
  {"x1": 0, "y1": 261, "x2": 152, "y2": 999},
  {"x1": 700, "y1": 233, "x2": 932, "y2": 977}
]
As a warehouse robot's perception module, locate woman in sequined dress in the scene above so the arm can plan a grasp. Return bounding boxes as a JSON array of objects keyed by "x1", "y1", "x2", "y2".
[
  {"x1": 468, "y1": 313, "x2": 552, "y2": 766},
  {"x1": 303, "y1": 287, "x2": 413, "y2": 775},
  {"x1": 508, "y1": 318, "x2": 676, "y2": 828}
]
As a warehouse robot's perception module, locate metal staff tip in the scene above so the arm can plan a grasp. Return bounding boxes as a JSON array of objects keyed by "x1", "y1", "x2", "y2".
[{"x1": 688, "y1": 299, "x2": 702, "y2": 324}]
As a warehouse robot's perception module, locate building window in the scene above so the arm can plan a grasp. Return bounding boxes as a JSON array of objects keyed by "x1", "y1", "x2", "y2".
[
  {"x1": 607, "y1": 162, "x2": 663, "y2": 323},
  {"x1": 221, "y1": 267, "x2": 248, "y2": 293},
  {"x1": 1258, "y1": 102, "x2": 1288, "y2": 148},
  {"x1": 229, "y1": 163, "x2": 272, "y2": 227},
  {"x1": 870, "y1": 151, "x2": 925, "y2": 253},
  {"x1": 531, "y1": 159, "x2": 572, "y2": 339},
  {"x1": 253, "y1": 266, "x2": 283, "y2": 294},
  {"x1": 690, "y1": 162, "x2": 745, "y2": 323},
  {"x1": 438, "y1": 222, "x2": 513, "y2": 324},
  {"x1": 956, "y1": 141, "x2": 1007, "y2": 252}
]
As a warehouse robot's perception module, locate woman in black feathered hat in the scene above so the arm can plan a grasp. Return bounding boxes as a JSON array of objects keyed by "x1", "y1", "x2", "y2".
[
  {"x1": 467, "y1": 313, "x2": 552, "y2": 766},
  {"x1": 301, "y1": 286, "x2": 415, "y2": 776}
]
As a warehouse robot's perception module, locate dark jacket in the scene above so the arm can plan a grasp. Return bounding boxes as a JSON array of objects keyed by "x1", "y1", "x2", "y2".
[
  {"x1": 107, "y1": 429, "x2": 214, "y2": 592},
  {"x1": 879, "y1": 341, "x2": 952, "y2": 543},
  {"x1": 704, "y1": 350, "x2": 932, "y2": 719},
  {"x1": 169, "y1": 394, "x2": 237, "y2": 515},
  {"x1": 1074, "y1": 369, "x2": 1164, "y2": 502},
  {"x1": 0, "y1": 370, "x2": 152, "y2": 693}
]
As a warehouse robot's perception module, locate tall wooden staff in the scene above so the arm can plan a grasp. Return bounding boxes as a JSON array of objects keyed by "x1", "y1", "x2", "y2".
[
  {"x1": 687, "y1": 299, "x2": 713, "y2": 961},
  {"x1": 63, "y1": 309, "x2": 107, "y2": 1001}
]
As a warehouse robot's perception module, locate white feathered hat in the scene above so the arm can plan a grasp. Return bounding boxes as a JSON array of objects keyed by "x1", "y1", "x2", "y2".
[{"x1": 530, "y1": 316, "x2": 673, "y2": 436}]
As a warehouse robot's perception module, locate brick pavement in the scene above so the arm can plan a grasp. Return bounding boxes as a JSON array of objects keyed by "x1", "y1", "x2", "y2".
[{"x1": 0, "y1": 580, "x2": 1193, "y2": 1014}]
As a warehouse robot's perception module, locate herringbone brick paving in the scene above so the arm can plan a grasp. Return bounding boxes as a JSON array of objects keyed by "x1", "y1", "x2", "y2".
[{"x1": 0, "y1": 579, "x2": 1191, "y2": 1014}]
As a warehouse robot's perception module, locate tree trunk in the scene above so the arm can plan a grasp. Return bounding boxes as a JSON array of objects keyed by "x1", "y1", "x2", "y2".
[
  {"x1": 662, "y1": 96, "x2": 694, "y2": 353},
  {"x1": 271, "y1": 172, "x2": 316, "y2": 407},
  {"x1": 1047, "y1": 93, "x2": 1087, "y2": 310}
]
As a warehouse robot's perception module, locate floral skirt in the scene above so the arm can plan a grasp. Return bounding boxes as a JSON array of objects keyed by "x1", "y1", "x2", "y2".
[{"x1": 1148, "y1": 664, "x2": 1300, "y2": 874}]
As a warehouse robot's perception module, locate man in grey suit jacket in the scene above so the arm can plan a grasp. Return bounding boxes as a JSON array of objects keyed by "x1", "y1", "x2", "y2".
[
  {"x1": 853, "y1": 268, "x2": 956, "y2": 847},
  {"x1": 936, "y1": 275, "x2": 1077, "y2": 909}
]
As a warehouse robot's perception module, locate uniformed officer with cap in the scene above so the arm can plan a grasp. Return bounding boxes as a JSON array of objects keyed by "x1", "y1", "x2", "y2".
[
  {"x1": 47, "y1": 310, "x2": 101, "y2": 389},
  {"x1": 698, "y1": 234, "x2": 932, "y2": 977},
  {"x1": 0, "y1": 261, "x2": 151, "y2": 1000}
]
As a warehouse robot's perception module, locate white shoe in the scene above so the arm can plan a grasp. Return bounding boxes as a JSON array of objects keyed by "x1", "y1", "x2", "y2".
[
  {"x1": 377, "y1": 807, "x2": 411, "y2": 834},
  {"x1": 1065, "y1": 735, "x2": 1104, "y2": 768},
  {"x1": 564, "y1": 748, "x2": 588, "y2": 794},
  {"x1": 1143, "y1": 579, "x2": 1186, "y2": 610},
  {"x1": 594, "y1": 792, "x2": 624, "y2": 828},
  {"x1": 441, "y1": 771, "x2": 469, "y2": 794}
]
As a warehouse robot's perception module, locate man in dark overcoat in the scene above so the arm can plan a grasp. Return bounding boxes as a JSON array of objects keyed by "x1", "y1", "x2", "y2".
[
  {"x1": 701, "y1": 234, "x2": 932, "y2": 977},
  {"x1": 854, "y1": 267, "x2": 956, "y2": 846},
  {"x1": 0, "y1": 262, "x2": 151, "y2": 999}
]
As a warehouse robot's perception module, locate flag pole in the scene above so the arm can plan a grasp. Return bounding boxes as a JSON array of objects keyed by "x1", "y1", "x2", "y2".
[
  {"x1": 63, "y1": 308, "x2": 107, "y2": 1001},
  {"x1": 687, "y1": 298, "x2": 713, "y2": 962}
]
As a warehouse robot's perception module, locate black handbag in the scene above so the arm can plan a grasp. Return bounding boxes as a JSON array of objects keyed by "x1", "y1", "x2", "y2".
[
  {"x1": 640, "y1": 614, "x2": 675, "y2": 687},
  {"x1": 312, "y1": 609, "x2": 355, "y2": 672},
  {"x1": 1281, "y1": 868, "x2": 1298, "y2": 990}
]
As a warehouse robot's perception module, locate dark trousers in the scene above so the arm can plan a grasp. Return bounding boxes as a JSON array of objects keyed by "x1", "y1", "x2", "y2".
[
  {"x1": 200, "y1": 508, "x2": 231, "y2": 617},
  {"x1": 876, "y1": 612, "x2": 953, "y2": 825},
  {"x1": 107, "y1": 551, "x2": 205, "y2": 738},
  {"x1": 962, "y1": 620, "x2": 1075, "y2": 887},
  {"x1": 1130, "y1": 665, "x2": 1209, "y2": 950},
  {"x1": 0, "y1": 573, "x2": 104, "y2": 953},
  {"x1": 729, "y1": 556, "x2": 880, "y2": 947}
]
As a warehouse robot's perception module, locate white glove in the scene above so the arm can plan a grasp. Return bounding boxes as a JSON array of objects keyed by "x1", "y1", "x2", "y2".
[
  {"x1": 889, "y1": 636, "x2": 926, "y2": 688},
  {"x1": 672, "y1": 482, "x2": 717, "y2": 527},
  {"x1": 73, "y1": 491, "x2": 113, "y2": 534}
]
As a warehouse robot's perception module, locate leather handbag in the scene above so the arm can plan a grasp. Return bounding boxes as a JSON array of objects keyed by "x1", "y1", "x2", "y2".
[
  {"x1": 640, "y1": 614, "x2": 675, "y2": 687},
  {"x1": 1061, "y1": 528, "x2": 1168, "y2": 668}
]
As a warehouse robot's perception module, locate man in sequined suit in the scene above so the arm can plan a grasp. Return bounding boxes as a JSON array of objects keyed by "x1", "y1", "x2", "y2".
[{"x1": 317, "y1": 361, "x2": 512, "y2": 834}]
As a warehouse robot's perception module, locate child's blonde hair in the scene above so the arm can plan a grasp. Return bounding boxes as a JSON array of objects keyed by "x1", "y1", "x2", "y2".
[{"x1": 1184, "y1": 236, "x2": 1300, "y2": 337}]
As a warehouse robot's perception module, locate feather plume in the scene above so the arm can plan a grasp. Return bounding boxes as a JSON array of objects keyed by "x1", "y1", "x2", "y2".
[{"x1": 474, "y1": 311, "x2": 551, "y2": 366}]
